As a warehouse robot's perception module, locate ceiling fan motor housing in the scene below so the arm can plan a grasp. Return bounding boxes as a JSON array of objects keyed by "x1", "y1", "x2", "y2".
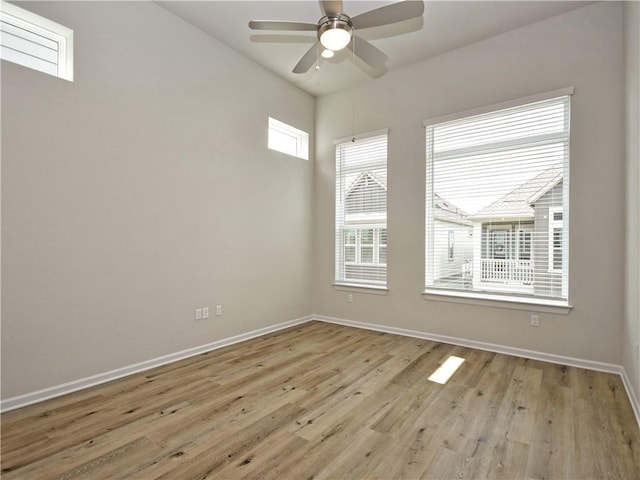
[{"x1": 318, "y1": 14, "x2": 353, "y2": 51}]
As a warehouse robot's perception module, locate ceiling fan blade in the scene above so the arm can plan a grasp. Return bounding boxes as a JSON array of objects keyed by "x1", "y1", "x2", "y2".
[
  {"x1": 293, "y1": 42, "x2": 320, "y2": 74},
  {"x1": 321, "y1": 0, "x2": 343, "y2": 17},
  {"x1": 350, "y1": 1, "x2": 424, "y2": 30},
  {"x1": 249, "y1": 20, "x2": 317, "y2": 31},
  {"x1": 348, "y1": 36, "x2": 388, "y2": 69}
]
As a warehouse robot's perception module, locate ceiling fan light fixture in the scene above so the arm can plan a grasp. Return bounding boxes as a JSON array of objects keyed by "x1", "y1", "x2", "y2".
[
  {"x1": 321, "y1": 48, "x2": 335, "y2": 58},
  {"x1": 318, "y1": 16, "x2": 352, "y2": 51}
]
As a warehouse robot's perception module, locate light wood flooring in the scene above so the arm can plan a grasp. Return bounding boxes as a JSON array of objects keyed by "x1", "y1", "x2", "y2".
[{"x1": 2, "y1": 321, "x2": 639, "y2": 479}]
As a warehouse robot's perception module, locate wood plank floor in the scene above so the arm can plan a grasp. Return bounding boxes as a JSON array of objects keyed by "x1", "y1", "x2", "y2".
[{"x1": 2, "y1": 321, "x2": 639, "y2": 479}]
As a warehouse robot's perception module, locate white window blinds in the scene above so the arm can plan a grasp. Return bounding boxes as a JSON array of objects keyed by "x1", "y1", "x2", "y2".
[
  {"x1": 335, "y1": 131, "x2": 388, "y2": 287},
  {"x1": 0, "y1": 1, "x2": 73, "y2": 81},
  {"x1": 425, "y1": 92, "x2": 570, "y2": 302}
]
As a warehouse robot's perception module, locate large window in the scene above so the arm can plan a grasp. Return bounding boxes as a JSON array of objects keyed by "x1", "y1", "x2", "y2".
[
  {"x1": 425, "y1": 90, "x2": 571, "y2": 304},
  {"x1": 335, "y1": 131, "x2": 388, "y2": 287},
  {"x1": 0, "y1": 1, "x2": 73, "y2": 81}
]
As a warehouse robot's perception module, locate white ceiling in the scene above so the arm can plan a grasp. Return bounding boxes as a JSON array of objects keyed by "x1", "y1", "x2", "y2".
[{"x1": 158, "y1": 1, "x2": 593, "y2": 97}]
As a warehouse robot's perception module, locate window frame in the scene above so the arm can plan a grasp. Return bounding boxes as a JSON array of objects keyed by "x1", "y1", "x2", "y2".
[
  {"x1": 267, "y1": 117, "x2": 309, "y2": 160},
  {"x1": 423, "y1": 88, "x2": 573, "y2": 310},
  {"x1": 343, "y1": 227, "x2": 387, "y2": 268},
  {"x1": 0, "y1": 1, "x2": 74, "y2": 81},
  {"x1": 518, "y1": 228, "x2": 533, "y2": 261},
  {"x1": 334, "y1": 129, "x2": 388, "y2": 289}
]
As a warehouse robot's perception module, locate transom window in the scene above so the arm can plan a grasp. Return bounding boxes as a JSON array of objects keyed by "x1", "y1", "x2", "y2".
[
  {"x1": 268, "y1": 117, "x2": 309, "y2": 160},
  {"x1": 425, "y1": 90, "x2": 571, "y2": 304},
  {"x1": 0, "y1": 1, "x2": 73, "y2": 81}
]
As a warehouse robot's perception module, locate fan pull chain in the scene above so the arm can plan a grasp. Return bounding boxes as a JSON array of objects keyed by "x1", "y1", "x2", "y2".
[{"x1": 351, "y1": 29, "x2": 356, "y2": 142}]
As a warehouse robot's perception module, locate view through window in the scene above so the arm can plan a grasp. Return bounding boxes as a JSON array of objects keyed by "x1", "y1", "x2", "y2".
[
  {"x1": 335, "y1": 131, "x2": 388, "y2": 287},
  {"x1": 425, "y1": 93, "x2": 571, "y2": 302}
]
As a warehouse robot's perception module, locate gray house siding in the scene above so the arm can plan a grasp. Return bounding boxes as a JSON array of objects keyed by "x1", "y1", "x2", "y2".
[
  {"x1": 433, "y1": 219, "x2": 473, "y2": 287},
  {"x1": 431, "y1": 195, "x2": 474, "y2": 288},
  {"x1": 532, "y1": 181, "x2": 564, "y2": 297}
]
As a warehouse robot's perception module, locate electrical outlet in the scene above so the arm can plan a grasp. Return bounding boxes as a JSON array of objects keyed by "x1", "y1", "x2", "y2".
[
  {"x1": 195, "y1": 308, "x2": 203, "y2": 320},
  {"x1": 216, "y1": 305, "x2": 222, "y2": 316},
  {"x1": 530, "y1": 314, "x2": 540, "y2": 327},
  {"x1": 202, "y1": 307, "x2": 209, "y2": 319},
  {"x1": 348, "y1": 294, "x2": 353, "y2": 303}
]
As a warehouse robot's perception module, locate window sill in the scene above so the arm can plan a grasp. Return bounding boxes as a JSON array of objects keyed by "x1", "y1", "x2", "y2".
[
  {"x1": 333, "y1": 283, "x2": 389, "y2": 295},
  {"x1": 422, "y1": 289, "x2": 572, "y2": 314}
]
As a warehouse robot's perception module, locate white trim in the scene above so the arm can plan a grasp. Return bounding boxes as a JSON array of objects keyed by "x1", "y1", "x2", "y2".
[
  {"x1": 335, "y1": 131, "x2": 388, "y2": 287},
  {"x1": 343, "y1": 226, "x2": 386, "y2": 268},
  {"x1": 528, "y1": 174, "x2": 563, "y2": 205},
  {"x1": 621, "y1": 367, "x2": 640, "y2": 429},
  {"x1": 267, "y1": 116, "x2": 309, "y2": 160},
  {"x1": 1, "y1": 2, "x2": 71, "y2": 38},
  {"x1": 423, "y1": 86, "x2": 574, "y2": 127},
  {"x1": 3, "y1": 313, "x2": 637, "y2": 431},
  {"x1": 315, "y1": 315, "x2": 638, "y2": 429},
  {"x1": 333, "y1": 283, "x2": 389, "y2": 295},
  {"x1": 0, "y1": 315, "x2": 314, "y2": 413},
  {"x1": 313, "y1": 314, "x2": 618, "y2": 373},
  {"x1": 423, "y1": 289, "x2": 572, "y2": 314}
]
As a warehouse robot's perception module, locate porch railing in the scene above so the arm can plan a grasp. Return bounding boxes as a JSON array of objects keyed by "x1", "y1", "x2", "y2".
[{"x1": 481, "y1": 259, "x2": 533, "y2": 284}]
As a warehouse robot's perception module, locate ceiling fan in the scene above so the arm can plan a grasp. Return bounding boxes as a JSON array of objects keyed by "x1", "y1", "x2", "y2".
[{"x1": 249, "y1": 1, "x2": 425, "y2": 74}]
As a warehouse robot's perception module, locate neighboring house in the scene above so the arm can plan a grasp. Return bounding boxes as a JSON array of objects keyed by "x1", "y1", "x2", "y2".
[
  {"x1": 467, "y1": 166, "x2": 564, "y2": 297},
  {"x1": 343, "y1": 171, "x2": 387, "y2": 284},
  {"x1": 430, "y1": 195, "x2": 474, "y2": 289}
]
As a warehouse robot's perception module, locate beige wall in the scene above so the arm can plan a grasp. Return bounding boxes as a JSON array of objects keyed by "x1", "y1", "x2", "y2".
[
  {"x1": 1, "y1": 1, "x2": 315, "y2": 398},
  {"x1": 624, "y1": 0, "x2": 640, "y2": 400},
  {"x1": 2, "y1": 1, "x2": 637, "y2": 406},
  {"x1": 313, "y1": 2, "x2": 626, "y2": 364}
]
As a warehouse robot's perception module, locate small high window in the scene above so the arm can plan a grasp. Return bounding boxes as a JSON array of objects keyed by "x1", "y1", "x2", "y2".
[
  {"x1": 268, "y1": 117, "x2": 309, "y2": 160},
  {"x1": 0, "y1": 1, "x2": 74, "y2": 81}
]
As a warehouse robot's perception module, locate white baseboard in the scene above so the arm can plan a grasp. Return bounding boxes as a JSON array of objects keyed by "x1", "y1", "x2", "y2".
[
  {"x1": 4, "y1": 313, "x2": 639, "y2": 432},
  {"x1": 0, "y1": 315, "x2": 314, "y2": 413},
  {"x1": 313, "y1": 314, "x2": 621, "y2": 373},
  {"x1": 313, "y1": 314, "x2": 640, "y2": 429},
  {"x1": 621, "y1": 367, "x2": 640, "y2": 428}
]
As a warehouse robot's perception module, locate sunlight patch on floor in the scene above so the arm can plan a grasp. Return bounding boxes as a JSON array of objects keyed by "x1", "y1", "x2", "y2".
[{"x1": 428, "y1": 355, "x2": 465, "y2": 384}]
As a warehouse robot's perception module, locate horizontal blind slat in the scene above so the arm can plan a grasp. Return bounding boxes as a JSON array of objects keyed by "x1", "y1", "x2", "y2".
[
  {"x1": 0, "y1": 45, "x2": 57, "y2": 75},
  {"x1": 1, "y1": 19, "x2": 59, "y2": 50},
  {"x1": 0, "y1": 29, "x2": 58, "y2": 63}
]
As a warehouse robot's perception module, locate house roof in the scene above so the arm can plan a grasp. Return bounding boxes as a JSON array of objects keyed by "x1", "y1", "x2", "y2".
[
  {"x1": 345, "y1": 171, "x2": 387, "y2": 198},
  {"x1": 469, "y1": 166, "x2": 563, "y2": 220},
  {"x1": 344, "y1": 171, "x2": 387, "y2": 222},
  {"x1": 434, "y1": 194, "x2": 473, "y2": 226}
]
